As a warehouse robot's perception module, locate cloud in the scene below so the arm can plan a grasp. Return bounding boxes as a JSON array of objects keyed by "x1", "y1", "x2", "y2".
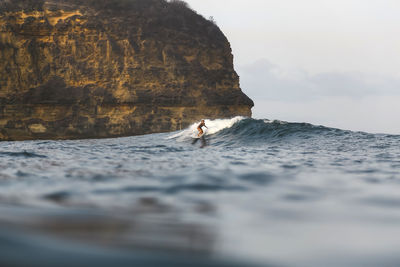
[
  {"x1": 237, "y1": 59, "x2": 400, "y2": 134},
  {"x1": 238, "y1": 59, "x2": 400, "y2": 102},
  {"x1": 253, "y1": 96, "x2": 400, "y2": 134}
]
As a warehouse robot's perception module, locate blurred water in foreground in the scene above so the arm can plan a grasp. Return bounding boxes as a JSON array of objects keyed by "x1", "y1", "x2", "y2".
[{"x1": 1, "y1": 117, "x2": 400, "y2": 267}]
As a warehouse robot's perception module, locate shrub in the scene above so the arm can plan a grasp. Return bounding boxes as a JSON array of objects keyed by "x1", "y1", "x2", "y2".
[{"x1": 209, "y1": 16, "x2": 217, "y2": 25}]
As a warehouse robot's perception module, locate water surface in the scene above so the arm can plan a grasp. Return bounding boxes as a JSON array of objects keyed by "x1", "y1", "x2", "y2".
[{"x1": 1, "y1": 117, "x2": 400, "y2": 267}]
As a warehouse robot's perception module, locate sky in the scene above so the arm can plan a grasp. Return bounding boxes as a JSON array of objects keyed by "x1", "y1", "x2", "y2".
[{"x1": 184, "y1": 0, "x2": 400, "y2": 134}]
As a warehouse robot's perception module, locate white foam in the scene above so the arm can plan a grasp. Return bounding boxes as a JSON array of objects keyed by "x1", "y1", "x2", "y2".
[{"x1": 167, "y1": 116, "x2": 246, "y2": 140}]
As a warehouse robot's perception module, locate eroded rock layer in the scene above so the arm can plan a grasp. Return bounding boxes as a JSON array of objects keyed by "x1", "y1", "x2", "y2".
[{"x1": 0, "y1": 0, "x2": 253, "y2": 140}]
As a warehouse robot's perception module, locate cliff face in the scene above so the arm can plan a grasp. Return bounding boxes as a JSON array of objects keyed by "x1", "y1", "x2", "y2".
[{"x1": 0, "y1": 0, "x2": 253, "y2": 141}]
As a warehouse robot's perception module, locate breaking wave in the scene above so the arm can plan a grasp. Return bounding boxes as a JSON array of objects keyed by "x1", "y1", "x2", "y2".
[
  {"x1": 168, "y1": 116, "x2": 356, "y2": 144},
  {"x1": 167, "y1": 116, "x2": 246, "y2": 140}
]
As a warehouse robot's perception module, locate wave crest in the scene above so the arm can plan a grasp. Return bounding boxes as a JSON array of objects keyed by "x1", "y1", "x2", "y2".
[
  {"x1": 168, "y1": 117, "x2": 354, "y2": 144},
  {"x1": 167, "y1": 117, "x2": 246, "y2": 140}
]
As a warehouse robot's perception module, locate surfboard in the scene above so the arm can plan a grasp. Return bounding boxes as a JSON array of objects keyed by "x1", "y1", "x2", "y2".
[
  {"x1": 192, "y1": 131, "x2": 207, "y2": 146},
  {"x1": 196, "y1": 132, "x2": 205, "y2": 139},
  {"x1": 193, "y1": 129, "x2": 207, "y2": 139}
]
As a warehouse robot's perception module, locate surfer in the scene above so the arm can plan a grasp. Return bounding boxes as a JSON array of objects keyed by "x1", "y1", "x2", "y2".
[
  {"x1": 197, "y1": 119, "x2": 208, "y2": 137},
  {"x1": 192, "y1": 119, "x2": 208, "y2": 148}
]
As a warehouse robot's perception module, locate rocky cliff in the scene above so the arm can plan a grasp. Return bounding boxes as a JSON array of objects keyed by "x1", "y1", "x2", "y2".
[{"x1": 0, "y1": 0, "x2": 253, "y2": 141}]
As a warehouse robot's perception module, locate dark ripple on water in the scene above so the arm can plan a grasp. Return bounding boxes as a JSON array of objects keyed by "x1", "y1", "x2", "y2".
[{"x1": 0, "y1": 151, "x2": 47, "y2": 158}]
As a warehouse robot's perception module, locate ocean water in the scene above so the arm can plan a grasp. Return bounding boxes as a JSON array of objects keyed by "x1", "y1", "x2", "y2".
[{"x1": 0, "y1": 117, "x2": 400, "y2": 267}]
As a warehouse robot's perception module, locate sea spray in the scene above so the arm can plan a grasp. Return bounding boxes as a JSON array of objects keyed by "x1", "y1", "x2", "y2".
[{"x1": 167, "y1": 116, "x2": 246, "y2": 140}]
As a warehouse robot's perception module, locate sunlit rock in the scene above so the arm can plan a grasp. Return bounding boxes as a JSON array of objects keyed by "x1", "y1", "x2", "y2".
[{"x1": 0, "y1": 0, "x2": 253, "y2": 140}]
